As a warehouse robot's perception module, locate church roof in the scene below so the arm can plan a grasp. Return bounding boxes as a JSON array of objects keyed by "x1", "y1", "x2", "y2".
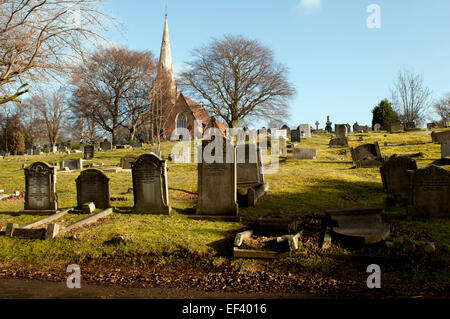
[{"x1": 180, "y1": 94, "x2": 228, "y2": 134}]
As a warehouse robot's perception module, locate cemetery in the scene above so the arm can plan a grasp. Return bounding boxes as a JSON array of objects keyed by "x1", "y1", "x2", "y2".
[{"x1": 0, "y1": 128, "x2": 449, "y2": 297}]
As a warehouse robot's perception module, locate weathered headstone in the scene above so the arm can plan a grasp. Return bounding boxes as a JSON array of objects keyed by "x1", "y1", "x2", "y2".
[
  {"x1": 76, "y1": 169, "x2": 111, "y2": 210},
  {"x1": 22, "y1": 162, "x2": 58, "y2": 214},
  {"x1": 84, "y1": 145, "x2": 95, "y2": 160},
  {"x1": 197, "y1": 136, "x2": 238, "y2": 217},
  {"x1": 292, "y1": 148, "x2": 317, "y2": 160},
  {"x1": 131, "y1": 154, "x2": 171, "y2": 215},
  {"x1": 132, "y1": 142, "x2": 143, "y2": 148},
  {"x1": 390, "y1": 124, "x2": 404, "y2": 134},
  {"x1": 329, "y1": 137, "x2": 349, "y2": 148},
  {"x1": 442, "y1": 140, "x2": 450, "y2": 160},
  {"x1": 120, "y1": 155, "x2": 138, "y2": 169},
  {"x1": 408, "y1": 165, "x2": 450, "y2": 218},
  {"x1": 431, "y1": 130, "x2": 450, "y2": 144},
  {"x1": 325, "y1": 116, "x2": 332, "y2": 133},
  {"x1": 350, "y1": 142, "x2": 384, "y2": 168},
  {"x1": 335, "y1": 124, "x2": 348, "y2": 138},
  {"x1": 291, "y1": 130, "x2": 301, "y2": 143},
  {"x1": 100, "y1": 141, "x2": 112, "y2": 151},
  {"x1": 236, "y1": 144, "x2": 268, "y2": 207},
  {"x1": 326, "y1": 207, "x2": 390, "y2": 245},
  {"x1": 60, "y1": 159, "x2": 83, "y2": 171},
  {"x1": 380, "y1": 155, "x2": 418, "y2": 197},
  {"x1": 299, "y1": 124, "x2": 311, "y2": 138},
  {"x1": 374, "y1": 123, "x2": 381, "y2": 132}
]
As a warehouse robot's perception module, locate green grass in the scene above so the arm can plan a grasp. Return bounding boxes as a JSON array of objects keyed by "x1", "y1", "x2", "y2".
[{"x1": 0, "y1": 130, "x2": 449, "y2": 293}]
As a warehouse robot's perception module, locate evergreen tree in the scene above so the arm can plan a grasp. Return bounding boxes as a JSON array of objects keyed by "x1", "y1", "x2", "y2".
[{"x1": 372, "y1": 99, "x2": 400, "y2": 130}]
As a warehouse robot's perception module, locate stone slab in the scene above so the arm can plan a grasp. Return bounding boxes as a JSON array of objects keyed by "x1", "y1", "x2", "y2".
[
  {"x1": 326, "y1": 207, "x2": 390, "y2": 245},
  {"x1": 292, "y1": 148, "x2": 317, "y2": 160},
  {"x1": 20, "y1": 209, "x2": 71, "y2": 229},
  {"x1": 60, "y1": 208, "x2": 113, "y2": 234}
]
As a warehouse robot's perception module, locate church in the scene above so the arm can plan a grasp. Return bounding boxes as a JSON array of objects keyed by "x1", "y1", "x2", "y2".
[{"x1": 152, "y1": 15, "x2": 227, "y2": 140}]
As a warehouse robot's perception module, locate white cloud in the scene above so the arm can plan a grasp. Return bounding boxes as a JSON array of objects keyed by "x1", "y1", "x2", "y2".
[{"x1": 297, "y1": 0, "x2": 322, "y2": 15}]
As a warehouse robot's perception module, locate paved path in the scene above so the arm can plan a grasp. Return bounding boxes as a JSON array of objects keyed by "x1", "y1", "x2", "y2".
[{"x1": 0, "y1": 279, "x2": 313, "y2": 299}]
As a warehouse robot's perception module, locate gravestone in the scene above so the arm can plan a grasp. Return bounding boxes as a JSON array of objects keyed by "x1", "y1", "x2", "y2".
[
  {"x1": 236, "y1": 144, "x2": 268, "y2": 207},
  {"x1": 100, "y1": 141, "x2": 112, "y2": 151},
  {"x1": 131, "y1": 154, "x2": 171, "y2": 215},
  {"x1": 329, "y1": 137, "x2": 349, "y2": 148},
  {"x1": 390, "y1": 124, "x2": 404, "y2": 133},
  {"x1": 281, "y1": 125, "x2": 291, "y2": 136},
  {"x1": 291, "y1": 130, "x2": 301, "y2": 143},
  {"x1": 408, "y1": 165, "x2": 450, "y2": 218},
  {"x1": 76, "y1": 169, "x2": 111, "y2": 210},
  {"x1": 84, "y1": 145, "x2": 94, "y2": 160},
  {"x1": 325, "y1": 116, "x2": 332, "y2": 133},
  {"x1": 345, "y1": 124, "x2": 351, "y2": 133},
  {"x1": 132, "y1": 142, "x2": 143, "y2": 148},
  {"x1": 335, "y1": 124, "x2": 348, "y2": 138},
  {"x1": 22, "y1": 162, "x2": 58, "y2": 214},
  {"x1": 292, "y1": 148, "x2": 317, "y2": 159},
  {"x1": 120, "y1": 155, "x2": 138, "y2": 169},
  {"x1": 442, "y1": 140, "x2": 450, "y2": 160},
  {"x1": 374, "y1": 123, "x2": 381, "y2": 132},
  {"x1": 380, "y1": 155, "x2": 418, "y2": 197},
  {"x1": 431, "y1": 130, "x2": 450, "y2": 144},
  {"x1": 299, "y1": 124, "x2": 311, "y2": 138},
  {"x1": 60, "y1": 159, "x2": 83, "y2": 171},
  {"x1": 350, "y1": 142, "x2": 384, "y2": 168},
  {"x1": 197, "y1": 136, "x2": 239, "y2": 217},
  {"x1": 326, "y1": 207, "x2": 390, "y2": 245}
]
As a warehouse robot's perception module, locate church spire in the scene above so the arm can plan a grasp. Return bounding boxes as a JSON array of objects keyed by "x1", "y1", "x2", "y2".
[{"x1": 158, "y1": 14, "x2": 175, "y2": 83}]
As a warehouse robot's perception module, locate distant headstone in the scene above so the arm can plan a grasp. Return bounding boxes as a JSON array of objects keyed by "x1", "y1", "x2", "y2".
[
  {"x1": 281, "y1": 125, "x2": 291, "y2": 135},
  {"x1": 131, "y1": 154, "x2": 171, "y2": 215},
  {"x1": 350, "y1": 142, "x2": 384, "y2": 168},
  {"x1": 120, "y1": 155, "x2": 138, "y2": 169},
  {"x1": 325, "y1": 116, "x2": 332, "y2": 133},
  {"x1": 408, "y1": 165, "x2": 450, "y2": 218},
  {"x1": 374, "y1": 123, "x2": 381, "y2": 132},
  {"x1": 299, "y1": 124, "x2": 311, "y2": 138},
  {"x1": 390, "y1": 124, "x2": 404, "y2": 134},
  {"x1": 23, "y1": 162, "x2": 58, "y2": 214},
  {"x1": 76, "y1": 169, "x2": 111, "y2": 210},
  {"x1": 100, "y1": 141, "x2": 112, "y2": 151},
  {"x1": 329, "y1": 137, "x2": 349, "y2": 148},
  {"x1": 60, "y1": 159, "x2": 83, "y2": 171},
  {"x1": 291, "y1": 130, "x2": 301, "y2": 143},
  {"x1": 380, "y1": 155, "x2": 418, "y2": 196},
  {"x1": 197, "y1": 136, "x2": 238, "y2": 217},
  {"x1": 292, "y1": 148, "x2": 317, "y2": 160},
  {"x1": 132, "y1": 142, "x2": 143, "y2": 148},
  {"x1": 431, "y1": 130, "x2": 450, "y2": 144},
  {"x1": 335, "y1": 124, "x2": 348, "y2": 138},
  {"x1": 84, "y1": 145, "x2": 95, "y2": 160}
]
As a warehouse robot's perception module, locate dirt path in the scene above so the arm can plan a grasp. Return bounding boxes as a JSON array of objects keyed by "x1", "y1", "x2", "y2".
[{"x1": 0, "y1": 278, "x2": 315, "y2": 299}]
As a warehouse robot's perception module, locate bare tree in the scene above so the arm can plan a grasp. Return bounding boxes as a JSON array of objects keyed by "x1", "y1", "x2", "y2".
[
  {"x1": 150, "y1": 72, "x2": 176, "y2": 147},
  {"x1": 391, "y1": 70, "x2": 433, "y2": 126},
  {"x1": 15, "y1": 97, "x2": 46, "y2": 146},
  {"x1": 71, "y1": 47, "x2": 156, "y2": 144},
  {"x1": 179, "y1": 35, "x2": 295, "y2": 128},
  {"x1": 0, "y1": 0, "x2": 114, "y2": 105},
  {"x1": 28, "y1": 88, "x2": 69, "y2": 145},
  {"x1": 434, "y1": 94, "x2": 450, "y2": 124}
]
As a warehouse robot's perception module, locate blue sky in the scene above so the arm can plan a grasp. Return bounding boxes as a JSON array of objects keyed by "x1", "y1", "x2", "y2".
[{"x1": 103, "y1": 0, "x2": 450, "y2": 129}]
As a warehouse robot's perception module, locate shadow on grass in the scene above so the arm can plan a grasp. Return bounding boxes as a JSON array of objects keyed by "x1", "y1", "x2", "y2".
[{"x1": 240, "y1": 178, "x2": 384, "y2": 220}]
